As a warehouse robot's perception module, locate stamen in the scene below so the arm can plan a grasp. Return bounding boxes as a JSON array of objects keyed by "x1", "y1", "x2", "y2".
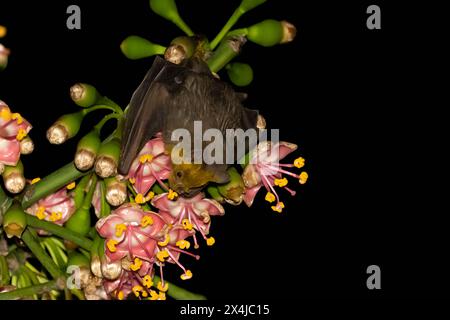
[
  {"x1": 142, "y1": 275, "x2": 153, "y2": 288},
  {"x1": 130, "y1": 257, "x2": 143, "y2": 271},
  {"x1": 274, "y1": 177, "x2": 288, "y2": 187},
  {"x1": 206, "y1": 237, "x2": 215, "y2": 246},
  {"x1": 299, "y1": 172, "x2": 308, "y2": 184},
  {"x1": 181, "y1": 218, "x2": 193, "y2": 231},
  {"x1": 36, "y1": 206, "x2": 46, "y2": 220},
  {"x1": 135, "y1": 193, "x2": 146, "y2": 204},
  {"x1": 271, "y1": 202, "x2": 285, "y2": 213},
  {"x1": 156, "y1": 249, "x2": 169, "y2": 262},
  {"x1": 139, "y1": 154, "x2": 154, "y2": 163},
  {"x1": 265, "y1": 192, "x2": 276, "y2": 203},
  {"x1": 157, "y1": 281, "x2": 169, "y2": 292},
  {"x1": 294, "y1": 157, "x2": 305, "y2": 168},
  {"x1": 180, "y1": 270, "x2": 193, "y2": 280},
  {"x1": 16, "y1": 128, "x2": 27, "y2": 141},
  {"x1": 141, "y1": 215, "x2": 154, "y2": 227},
  {"x1": 107, "y1": 239, "x2": 118, "y2": 253},
  {"x1": 49, "y1": 211, "x2": 62, "y2": 222},
  {"x1": 117, "y1": 291, "x2": 124, "y2": 300},
  {"x1": 31, "y1": 177, "x2": 41, "y2": 184},
  {"x1": 157, "y1": 234, "x2": 170, "y2": 247},
  {"x1": 176, "y1": 239, "x2": 190, "y2": 249},
  {"x1": 167, "y1": 189, "x2": 178, "y2": 200},
  {"x1": 66, "y1": 182, "x2": 76, "y2": 190},
  {"x1": 115, "y1": 223, "x2": 127, "y2": 237}
]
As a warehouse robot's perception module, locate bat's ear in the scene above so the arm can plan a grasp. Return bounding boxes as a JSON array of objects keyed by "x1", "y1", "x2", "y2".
[{"x1": 210, "y1": 169, "x2": 230, "y2": 184}]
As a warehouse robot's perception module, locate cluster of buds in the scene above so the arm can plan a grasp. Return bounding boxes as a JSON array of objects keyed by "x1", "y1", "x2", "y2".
[{"x1": 0, "y1": 100, "x2": 33, "y2": 194}]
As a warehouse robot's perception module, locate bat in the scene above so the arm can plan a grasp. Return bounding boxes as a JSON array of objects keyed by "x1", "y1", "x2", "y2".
[{"x1": 119, "y1": 56, "x2": 259, "y2": 197}]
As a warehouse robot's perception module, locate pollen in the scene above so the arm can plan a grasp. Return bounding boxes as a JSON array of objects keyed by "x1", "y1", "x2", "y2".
[
  {"x1": 157, "y1": 234, "x2": 170, "y2": 247},
  {"x1": 158, "y1": 292, "x2": 167, "y2": 300},
  {"x1": 271, "y1": 202, "x2": 285, "y2": 213},
  {"x1": 107, "y1": 239, "x2": 118, "y2": 253},
  {"x1": 167, "y1": 189, "x2": 178, "y2": 200},
  {"x1": 49, "y1": 211, "x2": 62, "y2": 222},
  {"x1": 135, "y1": 193, "x2": 146, "y2": 204},
  {"x1": 0, "y1": 108, "x2": 11, "y2": 121},
  {"x1": 176, "y1": 240, "x2": 190, "y2": 249},
  {"x1": 274, "y1": 177, "x2": 288, "y2": 187},
  {"x1": 36, "y1": 206, "x2": 46, "y2": 220},
  {"x1": 141, "y1": 215, "x2": 154, "y2": 227},
  {"x1": 149, "y1": 290, "x2": 159, "y2": 300},
  {"x1": 145, "y1": 191, "x2": 155, "y2": 201},
  {"x1": 66, "y1": 182, "x2": 76, "y2": 190},
  {"x1": 11, "y1": 113, "x2": 23, "y2": 124},
  {"x1": 157, "y1": 281, "x2": 169, "y2": 292},
  {"x1": 31, "y1": 177, "x2": 41, "y2": 185},
  {"x1": 130, "y1": 257, "x2": 143, "y2": 271},
  {"x1": 139, "y1": 154, "x2": 153, "y2": 163},
  {"x1": 299, "y1": 172, "x2": 308, "y2": 184},
  {"x1": 206, "y1": 237, "x2": 215, "y2": 246},
  {"x1": 156, "y1": 249, "x2": 169, "y2": 262},
  {"x1": 294, "y1": 157, "x2": 305, "y2": 168},
  {"x1": 180, "y1": 270, "x2": 193, "y2": 280},
  {"x1": 16, "y1": 128, "x2": 27, "y2": 141},
  {"x1": 117, "y1": 291, "x2": 124, "y2": 300},
  {"x1": 132, "y1": 285, "x2": 143, "y2": 298},
  {"x1": 115, "y1": 223, "x2": 127, "y2": 237},
  {"x1": 181, "y1": 219, "x2": 193, "y2": 231},
  {"x1": 265, "y1": 192, "x2": 276, "y2": 203},
  {"x1": 143, "y1": 275, "x2": 153, "y2": 288}
]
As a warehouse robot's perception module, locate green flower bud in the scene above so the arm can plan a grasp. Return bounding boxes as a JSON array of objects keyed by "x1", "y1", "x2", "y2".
[
  {"x1": 70, "y1": 83, "x2": 100, "y2": 108},
  {"x1": 247, "y1": 19, "x2": 284, "y2": 47},
  {"x1": 149, "y1": 0, "x2": 194, "y2": 36},
  {"x1": 67, "y1": 252, "x2": 90, "y2": 268},
  {"x1": 217, "y1": 167, "x2": 245, "y2": 205},
  {"x1": 3, "y1": 202, "x2": 27, "y2": 239},
  {"x1": 226, "y1": 62, "x2": 253, "y2": 87},
  {"x1": 104, "y1": 177, "x2": 127, "y2": 207},
  {"x1": 164, "y1": 36, "x2": 196, "y2": 64},
  {"x1": 75, "y1": 130, "x2": 101, "y2": 171},
  {"x1": 47, "y1": 111, "x2": 84, "y2": 144},
  {"x1": 95, "y1": 138, "x2": 121, "y2": 178},
  {"x1": 120, "y1": 35, "x2": 166, "y2": 60},
  {"x1": 206, "y1": 185, "x2": 225, "y2": 203},
  {"x1": 2, "y1": 161, "x2": 25, "y2": 194},
  {"x1": 239, "y1": 0, "x2": 267, "y2": 13},
  {"x1": 19, "y1": 136, "x2": 34, "y2": 155}
]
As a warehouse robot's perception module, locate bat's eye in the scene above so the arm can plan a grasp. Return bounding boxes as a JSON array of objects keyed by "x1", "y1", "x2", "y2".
[{"x1": 176, "y1": 171, "x2": 183, "y2": 178}]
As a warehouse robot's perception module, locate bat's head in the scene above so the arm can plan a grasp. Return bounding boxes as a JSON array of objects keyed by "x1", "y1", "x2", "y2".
[{"x1": 168, "y1": 163, "x2": 230, "y2": 198}]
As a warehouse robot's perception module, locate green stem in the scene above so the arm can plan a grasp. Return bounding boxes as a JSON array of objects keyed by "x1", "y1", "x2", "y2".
[
  {"x1": 26, "y1": 215, "x2": 93, "y2": 251},
  {"x1": 0, "y1": 255, "x2": 10, "y2": 285},
  {"x1": 21, "y1": 229, "x2": 63, "y2": 279},
  {"x1": 96, "y1": 97, "x2": 123, "y2": 115},
  {"x1": 71, "y1": 288, "x2": 85, "y2": 300},
  {"x1": 21, "y1": 162, "x2": 89, "y2": 209},
  {"x1": 94, "y1": 113, "x2": 121, "y2": 134},
  {"x1": 210, "y1": 8, "x2": 244, "y2": 50},
  {"x1": 207, "y1": 35, "x2": 247, "y2": 73},
  {"x1": 0, "y1": 279, "x2": 63, "y2": 300},
  {"x1": 173, "y1": 19, "x2": 194, "y2": 37},
  {"x1": 0, "y1": 185, "x2": 12, "y2": 216},
  {"x1": 82, "y1": 104, "x2": 117, "y2": 115},
  {"x1": 154, "y1": 276, "x2": 206, "y2": 300}
]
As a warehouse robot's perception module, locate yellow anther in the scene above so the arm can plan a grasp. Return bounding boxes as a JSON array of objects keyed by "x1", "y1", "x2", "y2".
[
  {"x1": 11, "y1": 113, "x2": 23, "y2": 124},
  {"x1": 130, "y1": 257, "x2": 143, "y2": 271},
  {"x1": 139, "y1": 154, "x2": 153, "y2": 163},
  {"x1": 176, "y1": 240, "x2": 190, "y2": 250},
  {"x1": 141, "y1": 290, "x2": 148, "y2": 298},
  {"x1": 16, "y1": 128, "x2": 27, "y2": 141},
  {"x1": 294, "y1": 157, "x2": 305, "y2": 168},
  {"x1": 129, "y1": 177, "x2": 136, "y2": 184},
  {"x1": 181, "y1": 219, "x2": 193, "y2": 231},
  {"x1": 157, "y1": 281, "x2": 169, "y2": 292},
  {"x1": 299, "y1": 172, "x2": 308, "y2": 184},
  {"x1": 157, "y1": 234, "x2": 170, "y2": 247},
  {"x1": 135, "y1": 193, "x2": 146, "y2": 204},
  {"x1": 0, "y1": 25, "x2": 6, "y2": 38},
  {"x1": 274, "y1": 177, "x2": 288, "y2": 187},
  {"x1": 156, "y1": 249, "x2": 169, "y2": 262},
  {"x1": 271, "y1": 202, "x2": 285, "y2": 213},
  {"x1": 158, "y1": 292, "x2": 166, "y2": 300},
  {"x1": 107, "y1": 239, "x2": 118, "y2": 253},
  {"x1": 117, "y1": 291, "x2": 124, "y2": 300},
  {"x1": 145, "y1": 191, "x2": 155, "y2": 201},
  {"x1": 149, "y1": 290, "x2": 159, "y2": 300},
  {"x1": 265, "y1": 192, "x2": 276, "y2": 203},
  {"x1": 132, "y1": 285, "x2": 143, "y2": 298},
  {"x1": 31, "y1": 177, "x2": 41, "y2": 185},
  {"x1": 180, "y1": 270, "x2": 193, "y2": 280},
  {"x1": 115, "y1": 223, "x2": 127, "y2": 237},
  {"x1": 141, "y1": 215, "x2": 154, "y2": 227},
  {"x1": 142, "y1": 275, "x2": 153, "y2": 288},
  {"x1": 36, "y1": 206, "x2": 46, "y2": 220},
  {"x1": 0, "y1": 108, "x2": 11, "y2": 121},
  {"x1": 206, "y1": 237, "x2": 216, "y2": 246},
  {"x1": 49, "y1": 212, "x2": 62, "y2": 222},
  {"x1": 66, "y1": 182, "x2": 76, "y2": 190},
  {"x1": 167, "y1": 189, "x2": 178, "y2": 200}
]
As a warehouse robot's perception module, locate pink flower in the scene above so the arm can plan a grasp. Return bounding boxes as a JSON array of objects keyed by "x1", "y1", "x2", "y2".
[
  {"x1": 26, "y1": 188, "x2": 76, "y2": 231},
  {"x1": 0, "y1": 100, "x2": 32, "y2": 166},
  {"x1": 242, "y1": 141, "x2": 308, "y2": 212},
  {"x1": 127, "y1": 136, "x2": 171, "y2": 196},
  {"x1": 96, "y1": 203, "x2": 166, "y2": 262},
  {"x1": 151, "y1": 192, "x2": 224, "y2": 247}
]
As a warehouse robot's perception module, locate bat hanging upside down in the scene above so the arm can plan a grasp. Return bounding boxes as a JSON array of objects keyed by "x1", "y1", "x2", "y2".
[{"x1": 119, "y1": 56, "x2": 260, "y2": 197}]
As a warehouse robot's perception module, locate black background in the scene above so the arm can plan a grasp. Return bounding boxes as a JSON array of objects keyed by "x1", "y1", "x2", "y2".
[{"x1": 0, "y1": 0, "x2": 446, "y2": 301}]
